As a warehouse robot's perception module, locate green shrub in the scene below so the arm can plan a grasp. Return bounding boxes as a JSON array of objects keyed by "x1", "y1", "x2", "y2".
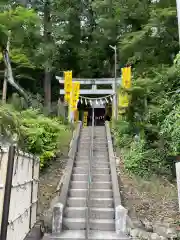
[
  {"x1": 40, "y1": 151, "x2": 55, "y2": 168},
  {"x1": 114, "y1": 120, "x2": 133, "y2": 148},
  {"x1": 114, "y1": 120, "x2": 131, "y2": 135},
  {"x1": 123, "y1": 139, "x2": 170, "y2": 178},
  {"x1": 0, "y1": 104, "x2": 71, "y2": 168},
  {"x1": 160, "y1": 105, "x2": 180, "y2": 156},
  {"x1": 117, "y1": 133, "x2": 132, "y2": 148}
]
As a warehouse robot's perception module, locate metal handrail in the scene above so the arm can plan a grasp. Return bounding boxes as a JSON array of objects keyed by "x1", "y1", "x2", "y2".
[{"x1": 86, "y1": 106, "x2": 94, "y2": 239}]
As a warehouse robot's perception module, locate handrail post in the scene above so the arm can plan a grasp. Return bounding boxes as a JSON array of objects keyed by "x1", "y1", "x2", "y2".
[
  {"x1": 86, "y1": 104, "x2": 94, "y2": 239},
  {"x1": 0, "y1": 145, "x2": 16, "y2": 240}
]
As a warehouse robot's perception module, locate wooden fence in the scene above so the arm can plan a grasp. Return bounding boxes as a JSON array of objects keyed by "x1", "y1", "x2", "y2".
[{"x1": 0, "y1": 146, "x2": 40, "y2": 240}]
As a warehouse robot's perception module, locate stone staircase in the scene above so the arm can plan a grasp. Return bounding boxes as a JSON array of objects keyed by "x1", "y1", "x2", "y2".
[{"x1": 43, "y1": 125, "x2": 128, "y2": 240}]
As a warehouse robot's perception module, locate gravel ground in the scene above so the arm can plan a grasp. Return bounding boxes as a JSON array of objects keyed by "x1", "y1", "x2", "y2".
[
  {"x1": 37, "y1": 156, "x2": 67, "y2": 218},
  {"x1": 117, "y1": 154, "x2": 180, "y2": 225},
  {"x1": 37, "y1": 128, "x2": 72, "y2": 218}
]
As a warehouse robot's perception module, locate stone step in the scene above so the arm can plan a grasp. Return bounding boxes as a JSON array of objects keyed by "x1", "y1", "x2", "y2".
[
  {"x1": 90, "y1": 189, "x2": 113, "y2": 198},
  {"x1": 90, "y1": 219, "x2": 115, "y2": 231},
  {"x1": 76, "y1": 155, "x2": 90, "y2": 159},
  {"x1": 90, "y1": 207, "x2": 115, "y2": 219},
  {"x1": 74, "y1": 161, "x2": 89, "y2": 167},
  {"x1": 63, "y1": 218, "x2": 86, "y2": 230},
  {"x1": 72, "y1": 174, "x2": 88, "y2": 181},
  {"x1": 64, "y1": 207, "x2": 115, "y2": 219},
  {"x1": 93, "y1": 151, "x2": 108, "y2": 155},
  {"x1": 79, "y1": 137, "x2": 91, "y2": 140},
  {"x1": 94, "y1": 134, "x2": 106, "y2": 136},
  {"x1": 73, "y1": 167, "x2": 110, "y2": 175},
  {"x1": 43, "y1": 230, "x2": 125, "y2": 240},
  {"x1": 92, "y1": 174, "x2": 111, "y2": 182},
  {"x1": 69, "y1": 189, "x2": 87, "y2": 198},
  {"x1": 77, "y1": 150, "x2": 90, "y2": 154},
  {"x1": 92, "y1": 167, "x2": 110, "y2": 174},
  {"x1": 67, "y1": 197, "x2": 86, "y2": 207},
  {"x1": 94, "y1": 128, "x2": 106, "y2": 130},
  {"x1": 77, "y1": 147, "x2": 90, "y2": 150},
  {"x1": 75, "y1": 158, "x2": 109, "y2": 163},
  {"x1": 76, "y1": 156, "x2": 90, "y2": 161},
  {"x1": 79, "y1": 141, "x2": 91, "y2": 143},
  {"x1": 78, "y1": 144, "x2": 90, "y2": 147},
  {"x1": 80, "y1": 132, "x2": 91, "y2": 134},
  {"x1": 89, "y1": 230, "x2": 126, "y2": 240},
  {"x1": 93, "y1": 146, "x2": 107, "y2": 149},
  {"x1": 63, "y1": 218, "x2": 115, "y2": 231},
  {"x1": 79, "y1": 141, "x2": 91, "y2": 144},
  {"x1": 94, "y1": 133, "x2": 106, "y2": 135},
  {"x1": 93, "y1": 142, "x2": 107, "y2": 145},
  {"x1": 79, "y1": 136, "x2": 91, "y2": 139},
  {"x1": 78, "y1": 139, "x2": 91, "y2": 142},
  {"x1": 92, "y1": 162, "x2": 109, "y2": 168},
  {"x1": 64, "y1": 207, "x2": 86, "y2": 218},
  {"x1": 42, "y1": 231, "x2": 85, "y2": 240},
  {"x1": 76, "y1": 156, "x2": 108, "y2": 161},
  {"x1": 93, "y1": 151, "x2": 108, "y2": 154},
  {"x1": 94, "y1": 137, "x2": 106, "y2": 140},
  {"x1": 78, "y1": 148, "x2": 107, "y2": 152},
  {"x1": 69, "y1": 189, "x2": 113, "y2": 198},
  {"x1": 81, "y1": 129, "x2": 92, "y2": 132},
  {"x1": 79, "y1": 135, "x2": 91, "y2": 138},
  {"x1": 91, "y1": 181, "x2": 112, "y2": 189},
  {"x1": 93, "y1": 150, "x2": 108, "y2": 153},
  {"x1": 73, "y1": 167, "x2": 88, "y2": 174},
  {"x1": 93, "y1": 155, "x2": 109, "y2": 159},
  {"x1": 90, "y1": 198, "x2": 113, "y2": 208},
  {"x1": 75, "y1": 161, "x2": 109, "y2": 168},
  {"x1": 93, "y1": 153, "x2": 108, "y2": 157},
  {"x1": 70, "y1": 181, "x2": 88, "y2": 189},
  {"x1": 94, "y1": 157, "x2": 108, "y2": 160}
]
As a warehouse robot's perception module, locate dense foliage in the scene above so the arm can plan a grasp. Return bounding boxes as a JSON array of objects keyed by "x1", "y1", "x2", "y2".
[
  {"x1": 0, "y1": 101, "x2": 71, "y2": 168},
  {"x1": 113, "y1": 1, "x2": 180, "y2": 179},
  {"x1": 0, "y1": 1, "x2": 179, "y2": 176}
]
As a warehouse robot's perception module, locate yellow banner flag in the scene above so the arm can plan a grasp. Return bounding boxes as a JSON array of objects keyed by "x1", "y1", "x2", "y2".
[
  {"x1": 70, "y1": 83, "x2": 77, "y2": 110},
  {"x1": 83, "y1": 111, "x2": 88, "y2": 127},
  {"x1": 73, "y1": 81, "x2": 80, "y2": 101},
  {"x1": 119, "y1": 92, "x2": 129, "y2": 108},
  {"x1": 64, "y1": 71, "x2": 72, "y2": 94},
  {"x1": 122, "y1": 67, "x2": 131, "y2": 89},
  {"x1": 65, "y1": 93, "x2": 70, "y2": 102},
  {"x1": 70, "y1": 82, "x2": 80, "y2": 110},
  {"x1": 70, "y1": 100, "x2": 78, "y2": 111},
  {"x1": 64, "y1": 71, "x2": 72, "y2": 104}
]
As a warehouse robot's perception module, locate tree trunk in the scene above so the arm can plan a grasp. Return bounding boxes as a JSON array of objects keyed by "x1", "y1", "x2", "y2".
[
  {"x1": 44, "y1": 68, "x2": 51, "y2": 113},
  {"x1": 2, "y1": 31, "x2": 11, "y2": 104},
  {"x1": 43, "y1": 0, "x2": 52, "y2": 114}
]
